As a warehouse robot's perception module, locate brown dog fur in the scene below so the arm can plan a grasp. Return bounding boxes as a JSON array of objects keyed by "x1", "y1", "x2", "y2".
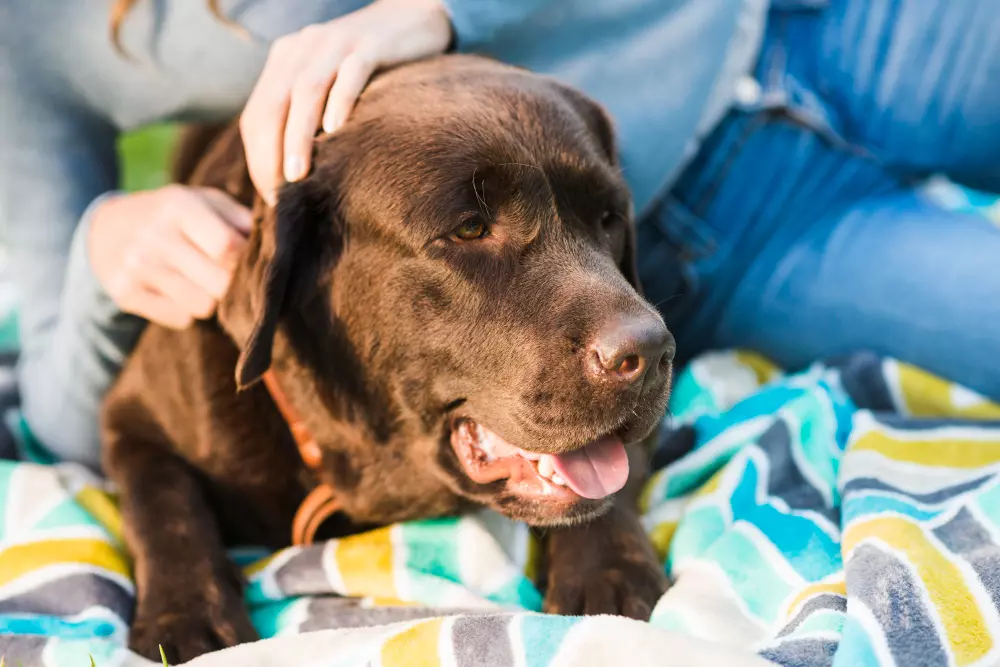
[{"x1": 103, "y1": 55, "x2": 671, "y2": 663}]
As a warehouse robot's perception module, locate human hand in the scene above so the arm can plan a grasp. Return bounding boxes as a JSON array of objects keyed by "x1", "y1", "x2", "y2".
[
  {"x1": 88, "y1": 186, "x2": 252, "y2": 329},
  {"x1": 240, "y1": 0, "x2": 453, "y2": 204}
]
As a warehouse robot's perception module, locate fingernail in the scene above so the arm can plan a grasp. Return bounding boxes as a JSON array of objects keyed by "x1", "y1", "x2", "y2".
[
  {"x1": 322, "y1": 113, "x2": 343, "y2": 134},
  {"x1": 236, "y1": 209, "x2": 253, "y2": 233},
  {"x1": 284, "y1": 155, "x2": 306, "y2": 181}
]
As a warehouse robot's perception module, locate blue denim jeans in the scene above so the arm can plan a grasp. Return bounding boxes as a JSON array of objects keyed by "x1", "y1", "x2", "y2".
[{"x1": 639, "y1": 0, "x2": 1000, "y2": 399}]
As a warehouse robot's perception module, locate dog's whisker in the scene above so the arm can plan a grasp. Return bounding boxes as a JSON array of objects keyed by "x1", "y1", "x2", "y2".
[
  {"x1": 496, "y1": 161, "x2": 544, "y2": 173},
  {"x1": 471, "y1": 167, "x2": 491, "y2": 216},
  {"x1": 652, "y1": 293, "x2": 684, "y2": 310}
]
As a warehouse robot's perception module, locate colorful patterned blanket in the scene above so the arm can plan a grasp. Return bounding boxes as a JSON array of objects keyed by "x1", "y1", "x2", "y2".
[
  {"x1": 2, "y1": 347, "x2": 1000, "y2": 667},
  {"x1": 1, "y1": 182, "x2": 999, "y2": 667}
]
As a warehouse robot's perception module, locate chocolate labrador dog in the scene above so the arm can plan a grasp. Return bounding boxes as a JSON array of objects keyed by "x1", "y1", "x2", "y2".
[{"x1": 103, "y1": 55, "x2": 674, "y2": 663}]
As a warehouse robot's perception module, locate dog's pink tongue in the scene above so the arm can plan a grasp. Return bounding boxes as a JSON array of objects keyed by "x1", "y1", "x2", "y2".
[{"x1": 546, "y1": 436, "x2": 629, "y2": 499}]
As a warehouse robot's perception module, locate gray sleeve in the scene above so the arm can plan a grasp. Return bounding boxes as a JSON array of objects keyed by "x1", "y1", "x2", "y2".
[{"x1": 0, "y1": 76, "x2": 144, "y2": 470}]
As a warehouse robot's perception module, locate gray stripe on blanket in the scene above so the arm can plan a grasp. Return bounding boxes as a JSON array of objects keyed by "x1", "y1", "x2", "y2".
[
  {"x1": 775, "y1": 593, "x2": 846, "y2": 638},
  {"x1": 452, "y1": 615, "x2": 515, "y2": 667},
  {"x1": 651, "y1": 426, "x2": 697, "y2": 471},
  {"x1": 298, "y1": 597, "x2": 484, "y2": 632},
  {"x1": 862, "y1": 414, "x2": 1000, "y2": 431},
  {"x1": 842, "y1": 475, "x2": 993, "y2": 506},
  {"x1": 0, "y1": 635, "x2": 46, "y2": 665},
  {"x1": 850, "y1": 543, "x2": 948, "y2": 667},
  {"x1": 933, "y1": 507, "x2": 1000, "y2": 612},
  {"x1": 758, "y1": 637, "x2": 837, "y2": 667},
  {"x1": 274, "y1": 544, "x2": 330, "y2": 596},
  {"x1": 756, "y1": 421, "x2": 837, "y2": 521},
  {"x1": 828, "y1": 352, "x2": 895, "y2": 412},
  {"x1": 0, "y1": 573, "x2": 132, "y2": 621}
]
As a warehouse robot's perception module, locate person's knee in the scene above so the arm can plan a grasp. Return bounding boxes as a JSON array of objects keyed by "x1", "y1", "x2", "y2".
[{"x1": 18, "y1": 356, "x2": 103, "y2": 469}]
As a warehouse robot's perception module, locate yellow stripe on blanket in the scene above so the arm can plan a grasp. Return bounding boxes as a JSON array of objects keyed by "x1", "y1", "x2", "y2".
[
  {"x1": 381, "y1": 618, "x2": 444, "y2": 667},
  {"x1": 734, "y1": 351, "x2": 780, "y2": 385},
  {"x1": 844, "y1": 516, "x2": 991, "y2": 665},
  {"x1": 851, "y1": 431, "x2": 1000, "y2": 468},
  {"x1": 696, "y1": 467, "x2": 727, "y2": 497},
  {"x1": 335, "y1": 526, "x2": 398, "y2": 600},
  {"x1": 648, "y1": 521, "x2": 677, "y2": 563},
  {"x1": 244, "y1": 552, "x2": 280, "y2": 578},
  {"x1": 74, "y1": 487, "x2": 124, "y2": 545},
  {"x1": 0, "y1": 538, "x2": 129, "y2": 587},
  {"x1": 895, "y1": 363, "x2": 1000, "y2": 420},
  {"x1": 785, "y1": 580, "x2": 847, "y2": 618}
]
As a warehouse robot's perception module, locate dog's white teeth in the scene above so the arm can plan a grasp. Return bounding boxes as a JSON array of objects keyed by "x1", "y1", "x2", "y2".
[
  {"x1": 551, "y1": 473, "x2": 567, "y2": 486},
  {"x1": 537, "y1": 456, "x2": 555, "y2": 479}
]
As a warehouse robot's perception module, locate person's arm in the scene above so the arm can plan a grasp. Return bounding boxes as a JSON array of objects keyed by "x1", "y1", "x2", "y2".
[
  {"x1": 0, "y1": 71, "x2": 250, "y2": 469},
  {"x1": 0, "y1": 74, "x2": 136, "y2": 468},
  {"x1": 441, "y1": 0, "x2": 554, "y2": 49}
]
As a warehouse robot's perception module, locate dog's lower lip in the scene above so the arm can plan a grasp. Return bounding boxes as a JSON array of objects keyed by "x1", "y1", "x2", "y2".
[
  {"x1": 448, "y1": 418, "x2": 630, "y2": 501},
  {"x1": 450, "y1": 418, "x2": 576, "y2": 498}
]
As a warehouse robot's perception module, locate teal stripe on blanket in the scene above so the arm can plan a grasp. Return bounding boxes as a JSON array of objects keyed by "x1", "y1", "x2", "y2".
[
  {"x1": 518, "y1": 615, "x2": 580, "y2": 667},
  {"x1": 488, "y1": 576, "x2": 543, "y2": 611},
  {"x1": 832, "y1": 617, "x2": 881, "y2": 667},
  {"x1": 0, "y1": 463, "x2": 14, "y2": 537},
  {"x1": 33, "y1": 498, "x2": 107, "y2": 532},
  {"x1": 728, "y1": 459, "x2": 841, "y2": 581},
  {"x1": 842, "y1": 494, "x2": 945, "y2": 523},
  {"x1": 974, "y1": 482, "x2": 1000, "y2": 530},
  {"x1": 783, "y1": 389, "x2": 848, "y2": 491},
  {"x1": 668, "y1": 368, "x2": 720, "y2": 420},
  {"x1": 0, "y1": 614, "x2": 119, "y2": 639},
  {"x1": 669, "y1": 505, "x2": 728, "y2": 571},
  {"x1": 788, "y1": 609, "x2": 846, "y2": 638},
  {"x1": 401, "y1": 518, "x2": 464, "y2": 605},
  {"x1": 693, "y1": 386, "x2": 810, "y2": 445},
  {"x1": 710, "y1": 527, "x2": 794, "y2": 622},
  {"x1": 250, "y1": 598, "x2": 307, "y2": 638},
  {"x1": 46, "y1": 639, "x2": 123, "y2": 667}
]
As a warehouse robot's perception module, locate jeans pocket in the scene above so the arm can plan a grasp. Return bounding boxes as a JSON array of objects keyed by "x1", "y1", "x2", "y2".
[{"x1": 636, "y1": 199, "x2": 708, "y2": 330}]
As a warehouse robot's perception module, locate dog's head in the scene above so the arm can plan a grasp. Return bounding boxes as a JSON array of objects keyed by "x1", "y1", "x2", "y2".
[{"x1": 221, "y1": 56, "x2": 674, "y2": 526}]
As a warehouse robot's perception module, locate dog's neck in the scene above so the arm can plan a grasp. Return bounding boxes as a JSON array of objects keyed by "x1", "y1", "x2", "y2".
[
  {"x1": 263, "y1": 323, "x2": 466, "y2": 523},
  {"x1": 270, "y1": 317, "x2": 391, "y2": 434}
]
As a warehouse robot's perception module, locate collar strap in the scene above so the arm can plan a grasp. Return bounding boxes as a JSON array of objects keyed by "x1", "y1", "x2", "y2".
[{"x1": 261, "y1": 370, "x2": 341, "y2": 546}]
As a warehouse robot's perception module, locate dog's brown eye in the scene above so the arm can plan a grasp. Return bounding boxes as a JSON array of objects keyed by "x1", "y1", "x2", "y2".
[
  {"x1": 452, "y1": 217, "x2": 489, "y2": 241},
  {"x1": 599, "y1": 210, "x2": 615, "y2": 229}
]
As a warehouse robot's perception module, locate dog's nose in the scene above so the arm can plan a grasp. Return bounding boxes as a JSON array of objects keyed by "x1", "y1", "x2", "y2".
[{"x1": 587, "y1": 316, "x2": 675, "y2": 388}]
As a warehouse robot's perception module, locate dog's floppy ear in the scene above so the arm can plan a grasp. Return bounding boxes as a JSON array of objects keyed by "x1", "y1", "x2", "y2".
[
  {"x1": 618, "y1": 208, "x2": 642, "y2": 296},
  {"x1": 553, "y1": 82, "x2": 643, "y2": 294},
  {"x1": 569, "y1": 100, "x2": 644, "y2": 293},
  {"x1": 553, "y1": 81, "x2": 619, "y2": 167},
  {"x1": 219, "y1": 174, "x2": 338, "y2": 389}
]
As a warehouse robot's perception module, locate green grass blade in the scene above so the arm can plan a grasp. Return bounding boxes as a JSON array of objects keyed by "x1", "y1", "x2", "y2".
[{"x1": 159, "y1": 645, "x2": 169, "y2": 667}]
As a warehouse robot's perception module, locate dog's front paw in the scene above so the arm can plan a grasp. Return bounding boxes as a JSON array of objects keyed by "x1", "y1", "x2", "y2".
[
  {"x1": 543, "y1": 508, "x2": 667, "y2": 620},
  {"x1": 129, "y1": 578, "x2": 257, "y2": 663}
]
